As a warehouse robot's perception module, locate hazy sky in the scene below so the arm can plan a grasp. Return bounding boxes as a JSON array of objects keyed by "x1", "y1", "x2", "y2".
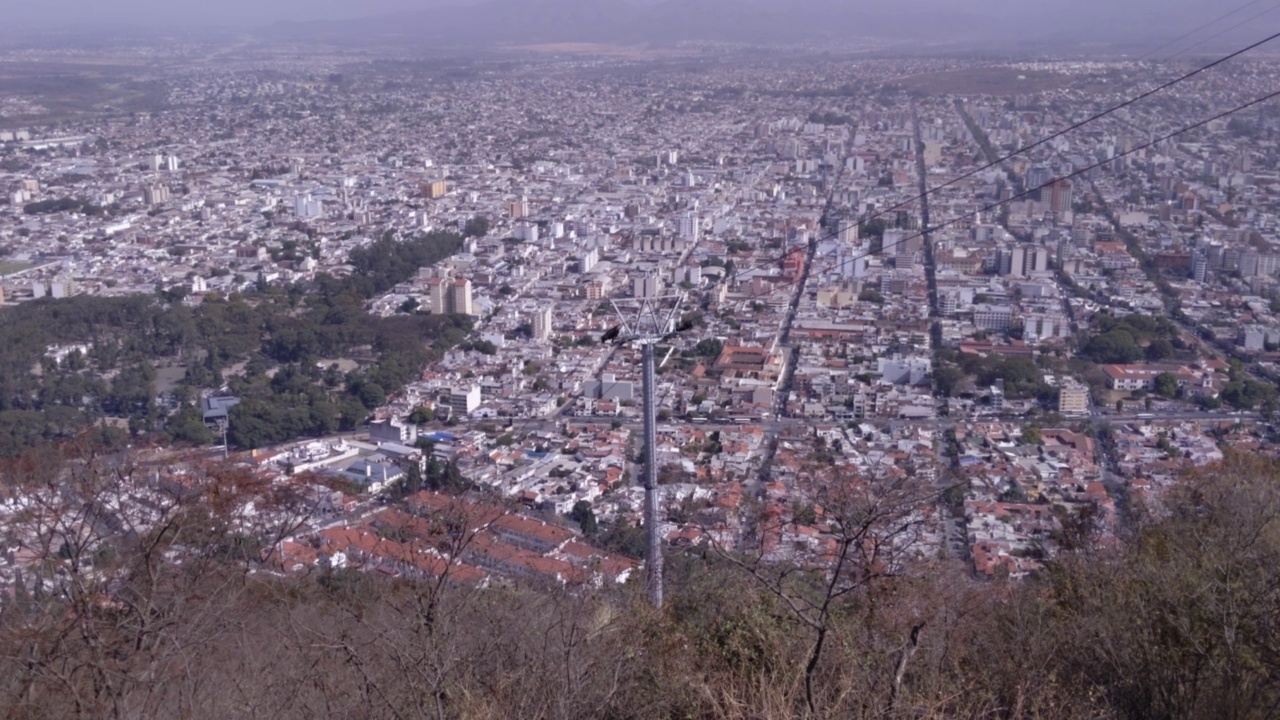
[{"x1": 6, "y1": 0, "x2": 1263, "y2": 41}]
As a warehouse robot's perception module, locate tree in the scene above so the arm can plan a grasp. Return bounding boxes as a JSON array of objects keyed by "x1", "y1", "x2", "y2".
[
  {"x1": 569, "y1": 500, "x2": 597, "y2": 535},
  {"x1": 708, "y1": 463, "x2": 942, "y2": 715},
  {"x1": 1021, "y1": 425, "x2": 1042, "y2": 445},
  {"x1": 693, "y1": 338, "x2": 723, "y2": 358},
  {"x1": 1152, "y1": 372, "x2": 1179, "y2": 399},
  {"x1": 1082, "y1": 329, "x2": 1142, "y2": 364},
  {"x1": 463, "y1": 215, "x2": 490, "y2": 238},
  {"x1": 408, "y1": 405, "x2": 435, "y2": 424},
  {"x1": 933, "y1": 366, "x2": 965, "y2": 397},
  {"x1": 1145, "y1": 337, "x2": 1174, "y2": 361}
]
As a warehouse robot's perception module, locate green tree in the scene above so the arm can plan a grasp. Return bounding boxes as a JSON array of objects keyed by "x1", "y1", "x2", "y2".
[
  {"x1": 463, "y1": 215, "x2": 490, "y2": 238},
  {"x1": 1021, "y1": 425, "x2": 1042, "y2": 445},
  {"x1": 408, "y1": 405, "x2": 435, "y2": 424},
  {"x1": 1153, "y1": 372, "x2": 1179, "y2": 399},
  {"x1": 693, "y1": 338, "x2": 723, "y2": 358},
  {"x1": 569, "y1": 500, "x2": 598, "y2": 535}
]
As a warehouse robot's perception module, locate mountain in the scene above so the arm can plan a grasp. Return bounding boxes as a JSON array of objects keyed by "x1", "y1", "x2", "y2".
[
  {"x1": 265, "y1": 0, "x2": 999, "y2": 48},
  {"x1": 265, "y1": 0, "x2": 1206, "y2": 51}
]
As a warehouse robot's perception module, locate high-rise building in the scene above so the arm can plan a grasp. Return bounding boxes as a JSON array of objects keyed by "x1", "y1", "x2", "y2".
[
  {"x1": 895, "y1": 237, "x2": 916, "y2": 269},
  {"x1": 1058, "y1": 381, "x2": 1090, "y2": 416},
  {"x1": 632, "y1": 273, "x2": 661, "y2": 299},
  {"x1": 678, "y1": 213, "x2": 699, "y2": 243},
  {"x1": 165, "y1": 155, "x2": 180, "y2": 172},
  {"x1": 143, "y1": 184, "x2": 171, "y2": 206},
  {"x1": 532, "y1": 306, "x2": 553, "y2": 342},
  {"x1": 294, "y1": 194, "x2": 322, "y2": 218},
  {"x1": 421, "y1": 181, "x2": 447, "y2": 199},
  {"x1": 1026, "y1": 166, "x2": 1052, "y2": 196},
  {"x1": 50, "y1": 278, "x2": 76, "y2": 299},
  {"x1": 514, "y1": 223, "x2": 539, "y2": 243},
  {"x1": 448, "y1": 277, "x2": 474, "y2": 316},
  {"x1": 429, "y1": 277, "x2": 449, "y2": 315},
  {"x1": 1030, "y1": 247, "x2": 1051, "y2": 273},
  {"x1": 1192, "y1": 251, "x2": 1209, "y2": 283},
  {"x1": 510, "y1": 196, "x2": 529, "y2": 218},
  {"x1": 448, "y1": 385, "x2": 482, "y2": 416},
  {"x1": 1009, "y1": 246, "x2": 1027, "y2": 278},
  {"x1": 1049, "y1": 179, "x2": 1073, "y2": 214}
]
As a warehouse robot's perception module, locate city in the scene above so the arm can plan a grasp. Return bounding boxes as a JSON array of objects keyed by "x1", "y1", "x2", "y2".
[{"x1": 0, "y1": 4, "x2": 1279, "y2": 716}]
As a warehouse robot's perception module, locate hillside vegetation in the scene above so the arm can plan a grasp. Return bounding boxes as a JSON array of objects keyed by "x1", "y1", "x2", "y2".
[{"x1": 0, "y1": 447, "x2": 1277, "y2": 719}]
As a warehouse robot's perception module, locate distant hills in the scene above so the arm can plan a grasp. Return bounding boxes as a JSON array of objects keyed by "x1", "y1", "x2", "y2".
[
  {"x1": 263, "y1": 0, "x2": 1224, "y2": 54},
  {"x1": 264, "y1": 0, "x2": 1007, "y2": 49}
]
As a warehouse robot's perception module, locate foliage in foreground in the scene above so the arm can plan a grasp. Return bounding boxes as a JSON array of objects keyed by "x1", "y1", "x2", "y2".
[{"x1": 0, "y1": 450, "x2": 1278, "y2": 719}]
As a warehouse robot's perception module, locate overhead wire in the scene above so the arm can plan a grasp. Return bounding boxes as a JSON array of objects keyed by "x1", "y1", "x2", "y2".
[
  {"x1": 479, "y1": 30, "x2": 1280, "y2": 451},
  {"x1": 1134, "y1": 0, "x2": 1269, "y2": 60},
  {"x1": 1163, "y1": 2, "x2": 1280, "y2": 60},
  {"x1": 797, "y1": 87, "x2": 1280, "y2": 285},
  {"x1": 722, "y1": 28, "x2": 1280, "y2": 288}
]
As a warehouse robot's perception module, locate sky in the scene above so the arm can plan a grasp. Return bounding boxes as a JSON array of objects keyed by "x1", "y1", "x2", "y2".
[{"x1": 5, "y1": 0, "x2": 1264, "y2": 44}]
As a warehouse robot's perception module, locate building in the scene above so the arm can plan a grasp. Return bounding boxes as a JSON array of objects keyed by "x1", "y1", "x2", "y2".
[
  {"x1": 1101, "y1": 364, "x2": 1202, "y2": 392},
  {"x1": 143, "y1": 184, "x2": 171, "y2": 205},
  {"x1": 632, "y1": 273, "x2": 661, "y2": 299},
  {"x1": 678, "y1": 213, "x2": 699, "y2": 243},
  {"x1": 532, "y1": 306, "x2": 553, "y2": 342},
  {"x1": 429, "y1": 277, "x2": 449, "y2": 315},
  {"x1": 510, "y1": 197, "x2": 529, "y2": 218},
  {"x1": 582, "y1": 373, "x2": 634, "y2": 402},
  {"x1": 514, "y1": 223, "x2": 539, "y2": 243},
  {"x1": 973, "y1": 305, "x2": 1014, "y2": 331},
  {"x1": 50, "y1": 278, "x2": 76, "y2": 299},
  {"x1": 1058, "y1": 381, "x2": 1090, "y2": 416},
  {"x1": 421, "y1": 180, "x2": 448, "y2": 199},
  {"x1": 370, "y1": 419, "x2": 418, "y2": 445},
  {"x1": 1049, "y1": 179, "x2": 1072, "y2": 214},
  {"x1": 201, "y1": 395, "x2": 242, "y2": 423},
  {"x1": 294, "y1": 194, "x2": 323, "y2": 218},
  {"x1": 448, "y1": 277, "x2": 474, "y2": 316},
  {"x1": 449, "y1": 385, "x2": 482, "y2": 416},
  {"x1": 877, "y1": 356, "x2": 931, "y2": 385}
]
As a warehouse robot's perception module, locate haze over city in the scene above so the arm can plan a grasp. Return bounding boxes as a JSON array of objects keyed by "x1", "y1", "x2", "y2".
[{"x1": 0, "y1": 1, "x2": 1279, "y2": 717}]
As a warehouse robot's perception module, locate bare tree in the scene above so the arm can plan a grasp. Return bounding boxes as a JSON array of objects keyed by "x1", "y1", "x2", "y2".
[{"x1": 709, "y1": 463, "x2": 945, "y2": 716}]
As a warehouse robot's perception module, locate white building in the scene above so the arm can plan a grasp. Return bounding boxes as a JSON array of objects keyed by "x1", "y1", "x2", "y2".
[
  {"x1": 449, "y1": 385, "x2": 482, "y2": 416},
  {"x1": 678, "y1": 213, "x2": 700, "y2": 243},
  {"x1": 532, "y1": 306, "x2": 553, "y2": 342},
  {"x1": 633, "y1": 273, "x2": 662, "y2": 299},
  {"x1": 973, "y1": 305, "x2": 1014, "y2": 331}
]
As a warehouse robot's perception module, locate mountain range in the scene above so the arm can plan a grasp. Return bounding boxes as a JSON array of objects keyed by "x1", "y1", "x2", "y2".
[{"x1": 263, "y1": 0, "x2": 1130, "y2": 50}]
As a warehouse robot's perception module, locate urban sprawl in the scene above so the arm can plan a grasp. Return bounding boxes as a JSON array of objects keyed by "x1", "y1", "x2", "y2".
[{"x1": 2, "y1": 46, "x2": 1278, "y2": 589}]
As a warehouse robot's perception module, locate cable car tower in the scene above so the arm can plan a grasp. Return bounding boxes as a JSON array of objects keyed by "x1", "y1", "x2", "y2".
[{"x1": 603, "y1": 293, "x2": 688, "y2": 608}]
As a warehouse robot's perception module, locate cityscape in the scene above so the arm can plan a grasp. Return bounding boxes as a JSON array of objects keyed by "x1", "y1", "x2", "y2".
[{"x1": 1, "y1": 3, "x2": 1279, "y2": 716}]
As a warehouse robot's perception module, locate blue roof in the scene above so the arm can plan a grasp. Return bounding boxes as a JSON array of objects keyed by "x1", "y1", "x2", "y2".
[{"x1": 425, "y1": 432, "x2": 458, "y2": 443}]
